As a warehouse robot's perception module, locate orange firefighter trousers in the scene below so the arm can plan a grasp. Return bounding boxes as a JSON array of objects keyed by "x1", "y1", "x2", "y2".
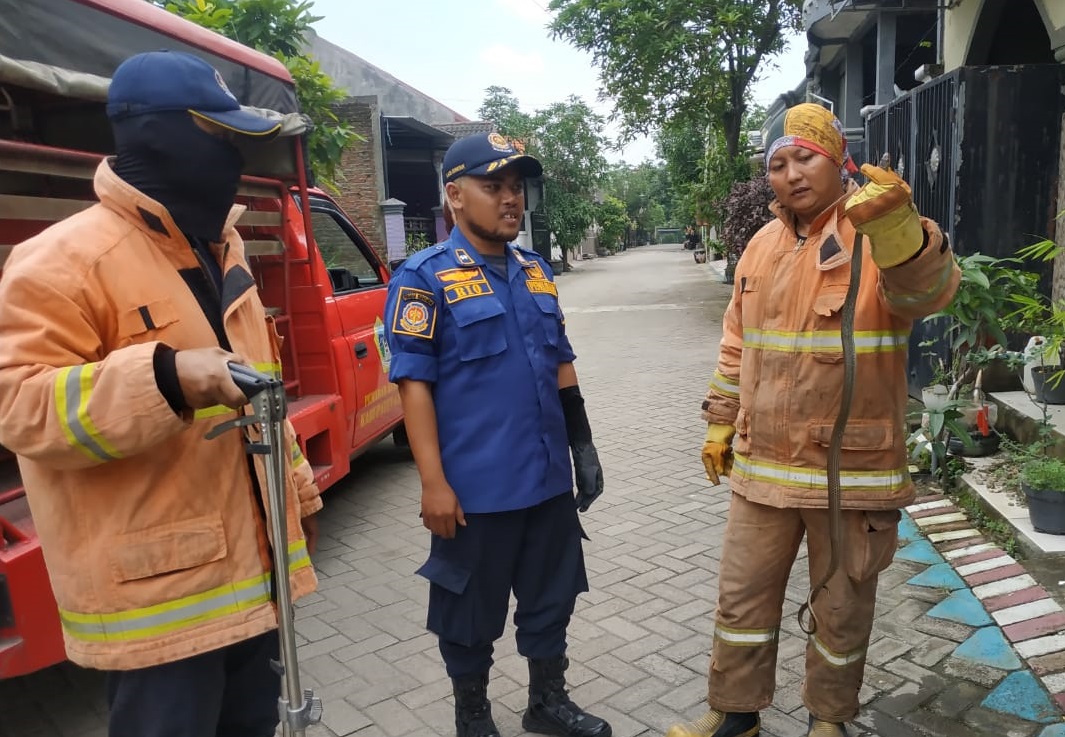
[{"x1": 707, "y1": 493, "x2": 899, "y2": 722}]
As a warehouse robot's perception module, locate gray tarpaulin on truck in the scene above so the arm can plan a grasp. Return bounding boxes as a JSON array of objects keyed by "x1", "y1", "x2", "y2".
[
  {"x1": 0, "y1": 0, "x2": 299, "y2": 114},
  {"x1": 0, "y1": 0, "x2": 310, "y2": 177}
]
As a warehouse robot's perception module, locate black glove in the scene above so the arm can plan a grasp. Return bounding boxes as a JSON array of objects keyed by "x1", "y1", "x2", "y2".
[{"x1": 560, "y1": 386, "x2": 604, "y2": 512}]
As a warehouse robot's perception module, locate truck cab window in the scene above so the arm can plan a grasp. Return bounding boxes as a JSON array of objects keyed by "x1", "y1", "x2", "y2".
[{"x1": 310, "y1": 208, "x2": 381, "y2": 294}]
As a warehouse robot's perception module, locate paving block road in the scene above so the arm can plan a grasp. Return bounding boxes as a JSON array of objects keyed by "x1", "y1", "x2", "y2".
[{"x1": 3, "y1": 244, "x2": 1064, "y2": 737}]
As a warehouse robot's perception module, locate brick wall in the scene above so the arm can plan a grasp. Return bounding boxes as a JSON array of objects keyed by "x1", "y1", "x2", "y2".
[{"x1": 332, "y1": 96, "x2": 387, "y2": 262}]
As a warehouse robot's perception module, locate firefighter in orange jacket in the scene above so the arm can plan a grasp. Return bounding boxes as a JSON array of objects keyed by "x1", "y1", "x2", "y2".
[
  {"x1": 0, "y1": 51, "x2": 320, "y2": 737},
  {"x1": 668, "y1": 105, "x2": 960, "y2": 737}
]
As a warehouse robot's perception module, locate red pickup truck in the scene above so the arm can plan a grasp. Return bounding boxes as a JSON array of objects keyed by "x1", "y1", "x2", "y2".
[{"x1": 0, "y1": 0, "x2": 404, "y2": 677}]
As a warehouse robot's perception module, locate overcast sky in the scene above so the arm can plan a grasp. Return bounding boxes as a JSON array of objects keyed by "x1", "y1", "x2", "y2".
[{"x1": 310, "y1": 0, "x2": 807, "y2": 164}]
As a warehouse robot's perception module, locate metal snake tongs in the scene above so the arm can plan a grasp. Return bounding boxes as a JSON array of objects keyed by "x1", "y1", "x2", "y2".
[{"x1": 206, "y1": 364, "x2": 323, "y2": 736}]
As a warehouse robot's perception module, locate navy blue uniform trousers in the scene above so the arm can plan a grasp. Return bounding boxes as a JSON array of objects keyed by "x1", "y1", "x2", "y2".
[
  {"x1": 417, "y1": 491, "x2": 589, "y2": 677},
  {"x1": 106, "y1": 630, "x2": 280, "y2": 737}
]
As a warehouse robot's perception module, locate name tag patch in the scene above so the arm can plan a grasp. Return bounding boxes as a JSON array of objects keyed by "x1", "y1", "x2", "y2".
[
  {"x1": 444, "y1": 278, "x2": 494, "y2": 304},
  {"x1": 525, "y1": 279, "x2": 557, "y2": 297},
  {"x1": 392, "y1": 287, "x2": 437, "y2": 340}
]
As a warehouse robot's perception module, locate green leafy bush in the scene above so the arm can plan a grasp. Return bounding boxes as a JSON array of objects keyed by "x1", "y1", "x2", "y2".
[
  {"x1": 1021, "y1": 457, "x2": 1065, "y2": 492},
  {"x1": 721, "y1": 177, "x2": 774, "y2": 281}
]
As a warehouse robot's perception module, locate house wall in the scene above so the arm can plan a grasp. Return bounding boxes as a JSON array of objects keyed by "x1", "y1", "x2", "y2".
[
  {"x1": 306, "y1": 31, "x2": 466, "y2": 125},
  {"x1": 332, "y1": 96, "x2": 388, "y2": 262},
  {"x1": 944, "y1": 0, "x2": 1065, "y2": 70},
  {"x1": 943, "y1": 0, "x2": 984, "y2": 71}
]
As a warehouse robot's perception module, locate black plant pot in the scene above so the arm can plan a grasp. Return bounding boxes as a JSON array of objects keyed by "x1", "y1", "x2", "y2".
[
  {"x1": 948, "y1": 429, "x2": 1000, "y2": 458},
  {"x1": 1032, "y1": 366, "x2": 1065, "y2": 404},
  {"x1": 1022, "y1": 482, "x2": 1065, "y2": 534}
]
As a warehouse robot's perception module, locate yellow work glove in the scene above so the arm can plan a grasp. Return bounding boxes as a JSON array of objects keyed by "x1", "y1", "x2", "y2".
[
  {"x1": 844, "y1": 164, "x2": 924, "y2": 268},
  {"x1": 701, "y1": 423, "x2": 736, "y2": 486}
]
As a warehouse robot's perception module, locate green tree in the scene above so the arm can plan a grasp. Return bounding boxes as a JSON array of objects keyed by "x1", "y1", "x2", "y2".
[
  {"x1": 602, "y1": 161, "x2": 670, "y2": 241},
  {"x1": 532, "y1": 96, "x2": 608, "y2": 258},
  {"x1": 154, "y1": 0, "x2": 356, "y2": 185},
  {"x1": 476, "y1": 90, "x2": 608, "y2": 262},
  {"x1": 691, "y1": 126, "x2": 754, "y2": 230},
  {"x1": 549, "y1": 0, "x2": 802, "y2": 159},
  {"x1": 595, "y1": 195, "x2": 629, "y2": 253},
  {"x1": 477, "y1": 86, "x2": 535, "y2": 142}
]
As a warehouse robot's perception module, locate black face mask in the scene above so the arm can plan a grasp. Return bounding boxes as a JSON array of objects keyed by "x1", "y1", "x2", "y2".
[{"x1": 110, "y1": 111, "x2": 245, "y2": 241}]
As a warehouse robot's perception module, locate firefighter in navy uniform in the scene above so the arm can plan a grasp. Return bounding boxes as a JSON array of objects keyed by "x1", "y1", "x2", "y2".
[{"x1": 384, "y1": 133, "x2": 611, "y2": 737}]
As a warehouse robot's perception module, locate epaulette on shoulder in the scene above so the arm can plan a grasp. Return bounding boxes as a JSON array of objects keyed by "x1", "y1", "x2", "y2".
[
  {"x1": 512, "y1": 242, "x2": 539, "y2": 258},
  {"x1": 403, "y1": 243, "x2": 451, "y2": 270}
]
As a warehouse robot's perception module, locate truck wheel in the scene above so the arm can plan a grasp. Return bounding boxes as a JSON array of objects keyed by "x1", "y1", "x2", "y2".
[{"x1": 392, "y1": 423, "x2": 410, "y2": 447}]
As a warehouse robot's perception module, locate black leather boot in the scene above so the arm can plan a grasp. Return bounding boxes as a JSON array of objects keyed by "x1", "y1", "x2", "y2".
[
  {"x1": 522, "y1": 656, "x2": 612, "y2": 737},
  {"x1": 451, "y1": 674, "x2": 500, "y2": 737}
]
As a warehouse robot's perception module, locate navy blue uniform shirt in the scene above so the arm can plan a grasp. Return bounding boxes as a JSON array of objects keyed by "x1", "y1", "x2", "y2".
[{"x1": 384, "y1": 227, "x2": 577, "y2": 513}]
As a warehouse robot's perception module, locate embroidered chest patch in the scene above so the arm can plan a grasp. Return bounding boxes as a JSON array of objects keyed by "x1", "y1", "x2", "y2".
[
  {"x1": 392, "y1": 287, "x2": 437, "y2": 339},
  {"x1": 435, "y1": 266, "x2": 494, "y2": 304},
  {"x1": 525, "y1": 279, "x2": 557, "y2": 297}
]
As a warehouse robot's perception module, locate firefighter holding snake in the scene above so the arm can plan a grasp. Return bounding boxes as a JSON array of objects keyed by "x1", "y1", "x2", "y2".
[{"x1": 669, "y1": 104, "x2": 960, "y2": 737}]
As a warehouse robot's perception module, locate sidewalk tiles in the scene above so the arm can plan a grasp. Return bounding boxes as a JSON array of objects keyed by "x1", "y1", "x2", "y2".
[{"x1": 899, "y1": 492, "x2": 1065, "y2": 732}]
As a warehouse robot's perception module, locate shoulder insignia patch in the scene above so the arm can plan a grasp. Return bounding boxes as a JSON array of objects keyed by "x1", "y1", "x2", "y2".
[
  {"x1": 435, "y1": 267, "x2": 483, "y2": 284},
  {"x1": 511, "y1": 247, "x2": 532, "y2": 267},
  {"x1": 522, "y1": 261, "x2": 546, "y2": 280},
  {"x1": 392, "y1": 287, "x2": 437, "y2": 340},
  {"x1": 454, "y1": 248, "x2": 476, "y2": 265}
]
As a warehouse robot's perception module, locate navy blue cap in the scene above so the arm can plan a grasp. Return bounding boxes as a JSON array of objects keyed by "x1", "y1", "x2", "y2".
[
  {"x1": 442, "y1": 132, "x2": 543, "y2": 183},
  {"x1": 106, "y1": 50, "x2": 282, "y2": 137}
]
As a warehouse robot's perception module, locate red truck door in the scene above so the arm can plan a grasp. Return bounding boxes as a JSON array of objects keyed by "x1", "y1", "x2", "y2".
[{"x1": 305, "y1": 197, "x2": 402, "y2": 453}]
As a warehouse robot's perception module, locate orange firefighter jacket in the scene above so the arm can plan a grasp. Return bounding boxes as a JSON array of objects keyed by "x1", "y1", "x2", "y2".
[
  {"x1": 703, "y1": 184, "x2": 961, "y2": 511},
  {"x1": 0, "y1": 161, "x2": 321, "y2": 670}
]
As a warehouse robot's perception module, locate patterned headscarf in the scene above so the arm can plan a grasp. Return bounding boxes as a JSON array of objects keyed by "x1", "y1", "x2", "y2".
[{"x1": 764, "y1": 103, "x2": 859, "y2": 175}]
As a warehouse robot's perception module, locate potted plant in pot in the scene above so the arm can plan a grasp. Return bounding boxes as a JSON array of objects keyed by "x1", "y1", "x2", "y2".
[
  {"x1": 923, "y1": 253, "x2": 1040, "y2": 452},
  {"x1": 1008, "y1": 228, "x2": 1065, "y2": 404},
  {"x1": 1020, "y1": 457, "x2": 1065, "y2": 534}
]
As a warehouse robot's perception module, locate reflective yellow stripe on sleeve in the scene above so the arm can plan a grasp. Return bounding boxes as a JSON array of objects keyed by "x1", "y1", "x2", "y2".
[
  {"x1": 709, "y1": 370, "x2": 740, "y2": 399},
  {"x1": 54, "y1": 364, "x2": 122, "y2": 462},
  {"x1": 59, "y1": 540, "x2": 312, "y2": 643},
  {"x1": 193, "y1": 405, "x2": 235, "y2": 420},
  {"x1": 290, "y1": 441, "x2": 307, "y2": 468},
  {"x1": 252, "y1": 361, "x2": 282, "y2": 379}
]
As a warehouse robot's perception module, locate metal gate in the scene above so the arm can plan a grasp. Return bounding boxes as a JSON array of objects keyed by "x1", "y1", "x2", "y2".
[
  {"x1": 864, "y1": 64, "x2": 1065, "y2": 395},
  {"x1": 910, "y1": 74, "x2": 956, "y2": 240}
]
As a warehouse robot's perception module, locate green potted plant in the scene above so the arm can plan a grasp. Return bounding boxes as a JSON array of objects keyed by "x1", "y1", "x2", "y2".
[
  {"x1": 908, "y1": 397, "x2": 974, "y2": 479},
  {"x1": 1007, "y1": 222, "x2": 1065, "y2": 403},
  {"x1": 926, "y1": 253, "x2": 1037, "y2": 394},
  {"x1": 1020, "y1": 457, "x2": 1065, "y2": 534},
  {"x1": 922, "y1": 253, "x2": 1039, "y2": 453}
]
